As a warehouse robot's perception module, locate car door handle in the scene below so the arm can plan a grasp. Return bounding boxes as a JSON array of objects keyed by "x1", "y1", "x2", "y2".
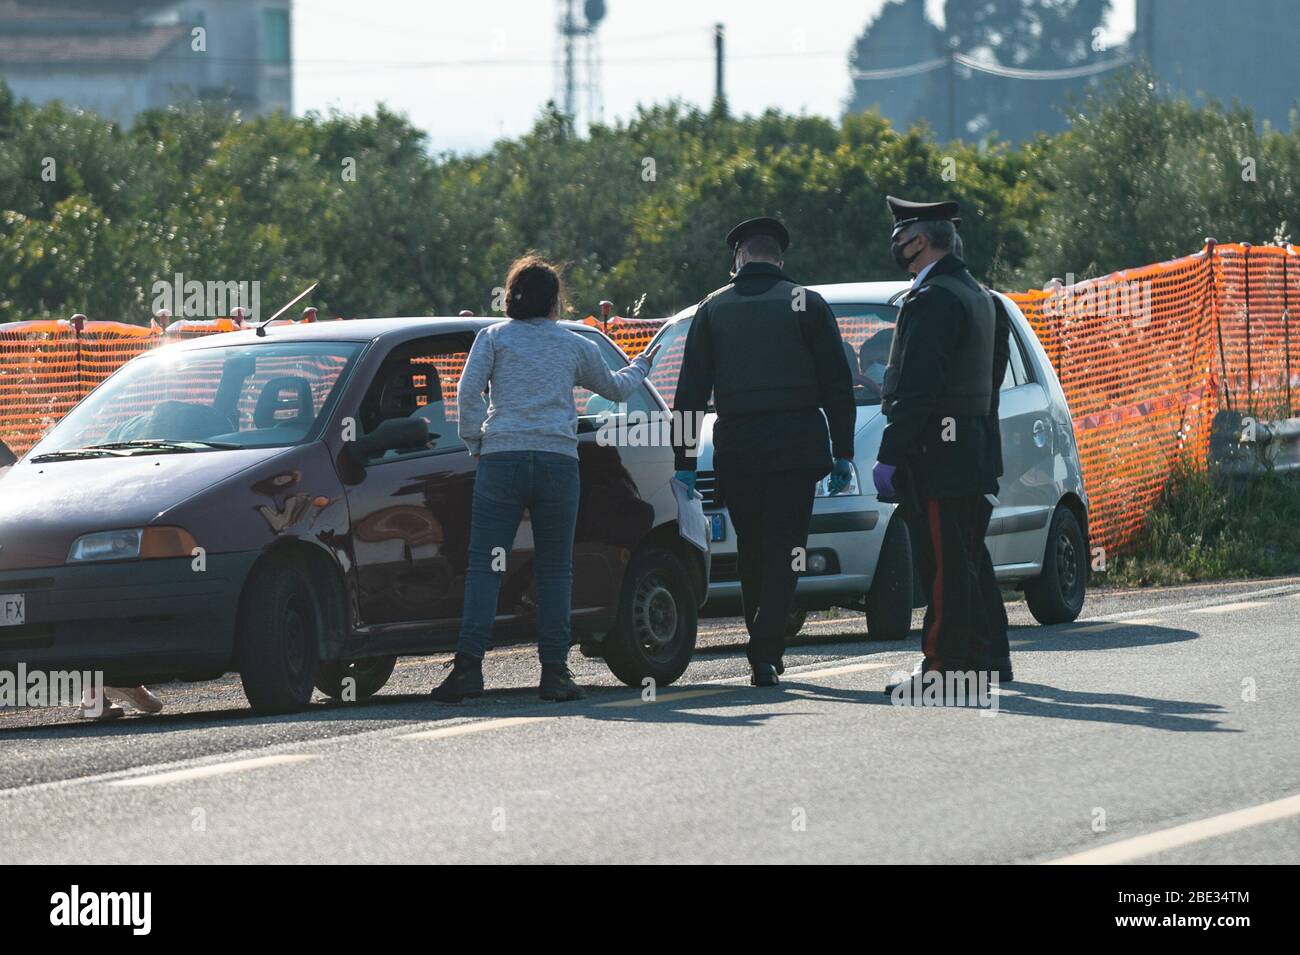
[{"x1": 1032, "y1": 419, "x2": 1050, "y2": 448}]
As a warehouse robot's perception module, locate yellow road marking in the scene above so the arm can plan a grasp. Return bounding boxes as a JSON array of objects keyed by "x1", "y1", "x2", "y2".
[
  {"x1": 108, "y1": 754, "x2": 318, "y2": 788},
  {"x1": 787, "y1": 660, "x2": 899, "y2": 680},
  {"x1": 399, "y1": 716, "x2": 553, "y2": 741},
  {"x1": 598, "y1": 687, "x2": 733, "y2": 708},
  {"x1": 1046, "y1": 792, "x2": 1300, "y2": 864},
  {"x1": 1191, "y1": 601, "x2": 1268, "y2": 614}
]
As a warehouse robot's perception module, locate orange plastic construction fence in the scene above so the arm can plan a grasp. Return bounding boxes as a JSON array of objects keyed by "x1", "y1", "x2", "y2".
[
  {"x1": 0, "y1": 316, "x2": 307, "y2": 457},
  {"x1": 600, "y1": 242, "x2": 1298, "y2": 556},
  {"x1": 2, "y1": 245, "x2": 1294, "y2": 557}
]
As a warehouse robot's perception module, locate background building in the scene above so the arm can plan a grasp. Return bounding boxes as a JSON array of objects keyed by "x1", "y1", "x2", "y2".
[
  {"x1": 1135, "y1": 0, "x2": 1300, "y2": 130},
  {"x1": 0, "y1": 0, "x2": 291, "y2": 126}
]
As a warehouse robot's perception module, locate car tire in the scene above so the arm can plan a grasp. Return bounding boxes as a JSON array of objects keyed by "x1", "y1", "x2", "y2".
[
  {"x1": 314, "y1": 656, "x2": 396, "y2": 701},
  {"x1": 1025, "y1": 506, "x2": 1087, "y2": 625},
  {"x1": 865, "y1": 517, "x2": 913, "y2": 641},
  {"x1": 603, "y1": 547, "x2": 697, "y2": 688},
  {"x1": 785, "y1": 607, "x2": 808, "y2": 639},
  {"x1": 235, "y1": 558, "x2": 321, "y2": 714}
]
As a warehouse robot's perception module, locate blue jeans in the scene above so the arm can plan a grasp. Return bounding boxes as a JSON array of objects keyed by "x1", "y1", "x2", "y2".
[{"x1": 458, "y1": 451, "x2": 581, "y2": 665}]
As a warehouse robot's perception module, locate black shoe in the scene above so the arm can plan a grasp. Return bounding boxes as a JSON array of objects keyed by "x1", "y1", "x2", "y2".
[
  {"x1": 539, "y1": 663, "x2": 584, "y2": 702},
  {"x1": 750, "y1": 663, "x2": 780, "y2": 687},
  {"x1": 884, "y1": 658, "x2": 925, "y2": 694},
  {"x1": 983, "y1": 657, "x2": 1014, "y2": 683},
  {"x1": 885, "y1": 668, "x2": 988, "y2": 705},
  {"x1": 431, "y1": 653, "x2": 484, "y2": 703}
]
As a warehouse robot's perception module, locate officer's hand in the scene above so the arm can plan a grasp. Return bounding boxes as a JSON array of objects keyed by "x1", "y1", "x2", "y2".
[
  {"x1": 674, "y1": 469, "x2": 697, "y2": 494},
  {"x1": 640, "y1": 344, "x2": 661, "y2": 364},
  {"x1": 828, "y1": 457, "x2": 854, "y2": 495},
  {"x1": 872, "y1": 462, "x2": 897, "y2": 498}
]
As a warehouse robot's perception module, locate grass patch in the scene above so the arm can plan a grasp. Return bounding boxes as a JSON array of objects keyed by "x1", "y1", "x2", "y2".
[{"x1": 1105, "y1": 467, "x2": 1300, "y2": 587}]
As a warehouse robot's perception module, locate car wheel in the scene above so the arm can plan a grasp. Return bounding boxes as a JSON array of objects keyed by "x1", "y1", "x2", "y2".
[
  {"x1": 314, "y1": 656, "x2": 396, "y2": 701},
  {"x1": 235, "y1": 558, "x2": 321, "y2": 714},
  {"x1": 865, "y1": 517, "x2": 913, "y2": 641},
  {"x1": 1024, "y1": 506, "x2": 1087, "y2": 624},
  {"x1": 785, "y1": 607, "x2": 808, "y2": 639},
  {"x1": 603, "y1": 547, "x2": 697, "y2": 688}
]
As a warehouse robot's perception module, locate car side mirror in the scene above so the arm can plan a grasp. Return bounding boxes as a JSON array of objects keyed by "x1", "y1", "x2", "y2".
[{"x1": 350, "y1": 418, "x2": 430, "y2": 461}]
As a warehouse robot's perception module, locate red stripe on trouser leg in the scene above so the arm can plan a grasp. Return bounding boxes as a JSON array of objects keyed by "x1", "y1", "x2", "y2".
[{"x1": 923, "y1": 498, "x2": 943, "y2": 670}]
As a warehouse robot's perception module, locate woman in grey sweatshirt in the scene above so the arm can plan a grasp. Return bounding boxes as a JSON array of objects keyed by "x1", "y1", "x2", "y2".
[{"x1": 432, "y1": 256, "x2": 658, "y2": 703}]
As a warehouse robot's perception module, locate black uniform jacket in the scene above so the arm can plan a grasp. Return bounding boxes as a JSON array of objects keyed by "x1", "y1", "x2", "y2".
[
  {"x1": 672, "y1": 262, "x2": 856, "y2": 476},
  {"x1": 877, "y1": 254, "x2": 999, "y2": 500}
]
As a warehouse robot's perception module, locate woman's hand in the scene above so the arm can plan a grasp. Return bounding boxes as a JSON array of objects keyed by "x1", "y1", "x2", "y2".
[{"x1": 639, "y1": 343, "x2": 661, "y2": 364}]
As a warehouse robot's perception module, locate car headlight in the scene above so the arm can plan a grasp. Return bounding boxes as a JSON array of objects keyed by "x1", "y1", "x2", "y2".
[
  {"x1": 815, "y1": 462, "x2": 860, "y2": 497},
  {"x1": 67, "y1": 526, "x2": 197, "y2": 563}
]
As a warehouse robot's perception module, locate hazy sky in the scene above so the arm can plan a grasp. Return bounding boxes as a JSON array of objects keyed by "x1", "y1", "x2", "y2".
[{"x1": 295, "y1": 0, "x2": 1136, "y2": 154}]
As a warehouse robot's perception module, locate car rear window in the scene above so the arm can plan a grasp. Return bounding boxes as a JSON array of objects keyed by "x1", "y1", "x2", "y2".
[{"x1": 645, "y1": 302, "x2": 900, "y2": 406}]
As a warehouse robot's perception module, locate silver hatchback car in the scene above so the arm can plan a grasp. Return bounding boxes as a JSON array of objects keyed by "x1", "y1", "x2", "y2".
[{"x1": 645, "y1": 280, "x2": 1089, "y2": 641}]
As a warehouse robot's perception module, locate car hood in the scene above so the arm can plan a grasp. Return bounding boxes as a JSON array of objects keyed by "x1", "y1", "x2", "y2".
[
  {"x1": 0, "y1": 446, "x2": 293, "y2": 570},
  {"x1": 692, "y1": 405, "x2": 884, "y2": 472}
]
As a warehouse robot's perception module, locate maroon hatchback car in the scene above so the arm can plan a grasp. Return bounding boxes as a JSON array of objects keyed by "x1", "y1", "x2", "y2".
[{"x1": 0, "y1": 318, "x2": 707, "y2": 712}]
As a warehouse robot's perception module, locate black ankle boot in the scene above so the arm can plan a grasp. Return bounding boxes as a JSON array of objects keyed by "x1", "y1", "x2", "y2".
[
  {"x1": 431, "y1": 653, "x2": 484, "y2": 703},
  {"x1": 539, "y1": 663, "x2": 584, "y2": 702}
]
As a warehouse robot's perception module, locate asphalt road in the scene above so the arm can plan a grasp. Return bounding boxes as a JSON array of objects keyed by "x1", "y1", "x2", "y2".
[{"x1": 2, "y1": 576, "x2": 1299, "y2": 864}]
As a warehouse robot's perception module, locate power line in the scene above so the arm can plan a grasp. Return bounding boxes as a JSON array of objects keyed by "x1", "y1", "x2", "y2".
[
  {"x1": 953, "y1": 52, "x2": 1129, "y2": 80},
  {"x1": 848, "y1": 56, "x2": 947, "y2": 80},
  {"x1": 851, "y1": 53, "x2": 1130, "y2": 82}
]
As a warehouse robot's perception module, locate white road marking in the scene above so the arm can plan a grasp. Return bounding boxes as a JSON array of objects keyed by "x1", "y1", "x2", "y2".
[
  {"x1": 1190, "y1": 601, "x2": 1268, "y2": 615},
  {"x1": 1097, "y1": 583, "x2": 1300, "y2": 621},
  {"x1": 107, "y1": 754, "x2": 317, "y2": 788},
  {"x1": 1046, "y1": 792, "x2": 1300, "y2": 864},
  {"x1": 1069, "y1": 622, "x2": 1132, "y2": 633},
  {"x1": 398, "y1": 716, "x2": 553, "y2": 740}
]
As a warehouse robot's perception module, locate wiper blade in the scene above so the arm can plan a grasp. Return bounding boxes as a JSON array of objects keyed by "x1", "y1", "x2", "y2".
[
  {"x1": 30, "y1": 439, "x2": 241, "y2": 462},
  {"x1": 29, "y1": 448, "x2": 117, "y2": 462},
  {"x1": 87, "y1": 440, "x2": 242, "y2": 451}
]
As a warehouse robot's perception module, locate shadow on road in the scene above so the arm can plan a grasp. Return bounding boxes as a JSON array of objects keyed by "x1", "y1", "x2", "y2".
[
  {"x1": 987, "y1": 681, "x2": 1236, "y2": 732},
  {"x1": 0, "y1": 622, "x2": 1222, "y2": 740}
]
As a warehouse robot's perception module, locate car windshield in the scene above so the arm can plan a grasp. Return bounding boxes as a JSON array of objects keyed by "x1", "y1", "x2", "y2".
[
  {"x1": 28, "y1": 340, "x2": 363, "y2": 459},
  {"x1": 645, "y1": 302, "x2": 900, "y2": 406}
]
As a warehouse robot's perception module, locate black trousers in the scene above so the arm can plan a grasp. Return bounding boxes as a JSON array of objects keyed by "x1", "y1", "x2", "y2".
[
  {"x1": 973, "y1": 497, "x2": 1010, "y2": 665},
  {"x1": 912, "y1": 495, "x2": 987, "y2": 671},
  {"x1": 721, "y1": 469, "x2": 820, "y2": 668}
]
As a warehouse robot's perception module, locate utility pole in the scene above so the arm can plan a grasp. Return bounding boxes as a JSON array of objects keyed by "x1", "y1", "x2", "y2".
[
  {"x1": 946, "y1": 43, "x2": 957, "y2": 141},
  {"x1": 713, "y1": 22, "x2": 726, "y2": 113}
]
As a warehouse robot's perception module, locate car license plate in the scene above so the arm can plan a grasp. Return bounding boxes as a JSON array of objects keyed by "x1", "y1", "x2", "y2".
[
  {"x1": 709, "y1": 513, "x2": 727, "y2": 542},
  {"x1": 0, "y1": 593, "x2": 25, "y2": 626}
]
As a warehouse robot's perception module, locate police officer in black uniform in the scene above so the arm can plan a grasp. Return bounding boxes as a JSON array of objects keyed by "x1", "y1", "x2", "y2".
[
  {"x1": 673, "y1": 217, "x2": 856, "y2": 687},
  {"x1": 873, "y1": 197, "x2": 998, "y2": 699}
]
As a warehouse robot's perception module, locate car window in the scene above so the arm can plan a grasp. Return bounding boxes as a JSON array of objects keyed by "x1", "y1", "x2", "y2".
[
  {"x1": 1000, "y1": 331, "x2": 1018, "y2": 391},
  {"x1": 357, "y1": 335, "x2": 471, "y2": 462},
  {"x1": 645, "y1": 303, "x2": 899, "y2": 408},
  {"x1": 1007, "y1": 328, "x2": 1031, "y2": 386},
  {"x1": 29, "y1": 341, "x2": 361, "y2": 455},
  {"x1": 645, "y1": 317, "x2": 690, "y2": 400},
  {"x1": 831, "y1": 303, "x2": 901, "y2": 404},
  {"x1": 575, "y1": 330, "x2": 658, "y2": 420}
]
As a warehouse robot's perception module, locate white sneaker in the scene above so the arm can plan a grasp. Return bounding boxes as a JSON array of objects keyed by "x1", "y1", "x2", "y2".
[
  {"x1": 76, "y1": 700, "x2": 125, "y2": 720},
  {"x1": 114, "y1": 686, "x2": 164, "y2": 714}
]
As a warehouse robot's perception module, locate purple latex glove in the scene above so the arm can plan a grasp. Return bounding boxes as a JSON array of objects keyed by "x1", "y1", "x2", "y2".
[{"x1": 872, "y1": 462, "x2": 897, "y2": 498}]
